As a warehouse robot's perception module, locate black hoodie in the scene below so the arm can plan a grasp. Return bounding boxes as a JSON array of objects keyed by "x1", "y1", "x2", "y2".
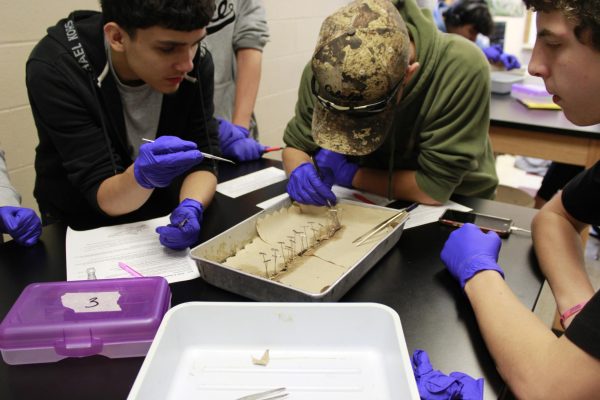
[{"x1": 26, "y1": 11, "x2": 220, "y2": 230}]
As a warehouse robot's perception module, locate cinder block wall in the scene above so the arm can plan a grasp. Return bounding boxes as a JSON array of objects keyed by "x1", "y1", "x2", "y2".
[
  {"x1": 0, "y1": 0, "x2": 349, "y2": 216},
  {"x1": 256, "y1": 0, "x2": 351, "y2": 158},
  {"x1": 0, "y1": 0, "x2": 101, "y2": 215}
]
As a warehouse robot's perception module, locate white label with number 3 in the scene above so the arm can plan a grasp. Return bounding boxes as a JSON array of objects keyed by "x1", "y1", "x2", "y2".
[{"x1": 61, "y1": 292, "x2": 122, "y2": 313}]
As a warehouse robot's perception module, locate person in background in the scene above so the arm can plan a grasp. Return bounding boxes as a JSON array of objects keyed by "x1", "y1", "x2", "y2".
[
  {"x1": 0, "y1": 148, "x2": 41, "y2": 246},
  {"x1": 282, "y1": 0, "x2": 498, "y2": 207},
  {"x1": 433, "y1": 0, "x2": 521, "y2": 70},
  {"x1": 205, "y1": 0, "x2": 270, "y2": 162},
  {"x1": 26, "y1": 0, "x2": 220, "y2": 250},
  {"x1": 440, "y1": 0, "x2": 600, "y2": 397}
]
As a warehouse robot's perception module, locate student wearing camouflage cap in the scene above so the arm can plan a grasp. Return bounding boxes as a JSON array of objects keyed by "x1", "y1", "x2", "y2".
[{"x1": 282, "y1": 0, "x2": 498, "y2": 206}]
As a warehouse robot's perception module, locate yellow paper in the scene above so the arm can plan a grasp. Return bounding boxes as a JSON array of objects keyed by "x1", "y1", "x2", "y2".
[{"x1": 518, "y1": 99, "x2": 561, "y2": 110}]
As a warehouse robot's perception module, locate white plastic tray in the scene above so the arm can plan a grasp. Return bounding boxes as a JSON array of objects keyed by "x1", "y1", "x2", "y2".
[{"x1": 128, "y1": 302, "x2": 419, "y2": 400}]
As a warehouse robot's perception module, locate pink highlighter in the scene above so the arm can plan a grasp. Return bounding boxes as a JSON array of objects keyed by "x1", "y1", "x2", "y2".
[{"x1": 118, "y1": 262, "x2": 144, "y2": 277}]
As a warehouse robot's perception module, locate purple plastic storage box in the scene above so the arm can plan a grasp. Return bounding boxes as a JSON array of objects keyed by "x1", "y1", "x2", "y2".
[{"x1": 0, "y1": 277, "x2": 170, "y2": 365}]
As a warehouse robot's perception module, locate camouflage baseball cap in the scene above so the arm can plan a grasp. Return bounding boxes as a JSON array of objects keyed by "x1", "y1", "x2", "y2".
[{"x1": 311, "y1": 0, "x2": 410, "y2": 156}]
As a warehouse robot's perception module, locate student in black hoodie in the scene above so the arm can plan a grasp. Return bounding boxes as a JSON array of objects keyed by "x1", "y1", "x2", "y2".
[{"x1": 26, "y1": 0, "x2": 220, "y2": 250}]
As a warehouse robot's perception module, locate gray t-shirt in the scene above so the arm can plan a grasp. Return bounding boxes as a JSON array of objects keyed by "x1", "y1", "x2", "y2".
[
  {"x1": 106, "y1": 43, "x2": 162, "y2": 158},
  {"x1": 205, "y1": 0, "x2": 269, "y2": 135}
]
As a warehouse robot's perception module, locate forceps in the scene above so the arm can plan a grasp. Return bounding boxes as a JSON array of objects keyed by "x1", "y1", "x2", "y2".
[
  {"x1": 235, "y1": 387, "x2": 288, "y2": 400},
  {"x1": 141, "y1": 138, "x2": 235, "y2": 164},
  {"x1": 353, "y1": 202, "x2": 418, "y2": 246}
]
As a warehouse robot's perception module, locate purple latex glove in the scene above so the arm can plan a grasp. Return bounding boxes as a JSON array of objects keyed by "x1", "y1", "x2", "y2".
[
  {"x1": 134, "y1": 136, "x2": 203, "y2": 189},
  {"x1": 500, "y1": 53, "x2": 521, "y2": 70},
  {"x1": 482, "y1": 44, "x2": 503, "y2": 63},
  {"x1": 314, "y1": 148, "x2": 359, "y2": 188},
  {"x1": 0, "y1": 206, "x2": 42, "y2": 246},
  {"x1": 287, "y1": 162, "x2": 336, "y2": 206},
  {"x1": 155, "y1": 198, "x2": 203, "y2": 250},
  {"x1": 218, "y1": 118, "x2": 266, "y2": 162},
  {"x1": 440, "y1": 223, "x2": 504, "y2": 289},
  {"x1": 412, "y1": 349, "x2": 484, "y2": 400}
]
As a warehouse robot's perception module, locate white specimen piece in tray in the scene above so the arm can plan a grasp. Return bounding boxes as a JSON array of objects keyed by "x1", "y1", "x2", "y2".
[{"x1": 223, "y1": 202, "x2": 399, "y2": 294}]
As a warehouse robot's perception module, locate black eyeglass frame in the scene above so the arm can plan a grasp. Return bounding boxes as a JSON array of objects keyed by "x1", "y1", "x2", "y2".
[{"x1": 311, "y1": 75, "x2": 404, "y2": 114}]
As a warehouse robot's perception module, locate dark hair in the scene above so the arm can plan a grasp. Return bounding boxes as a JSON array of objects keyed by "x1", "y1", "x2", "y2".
[
  {"x1": 443, "y1": 0, "x2": 494, "y2": 37},
  {"x1": 100, "y1": 0, "x2": 215, "y2": 35},
  {"x1": 523, "y1": 0, "x2": 600, "y2": 51}
]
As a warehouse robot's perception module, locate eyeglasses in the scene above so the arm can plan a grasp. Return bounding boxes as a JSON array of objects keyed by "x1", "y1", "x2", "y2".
[{"x1": 311, "y1": 76, "x2": 403, "y2": 114}]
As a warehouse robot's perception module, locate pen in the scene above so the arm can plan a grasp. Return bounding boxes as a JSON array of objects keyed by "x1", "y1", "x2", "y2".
[
  {"x1": 118, "y1": 261, "x2": 144, "y2": 277},
  {"x1": 264, "y1": 146, "x2": 283, "y2": 153},
  {"x1": 404, "y1": 202, "x2": 419, "y2": 213},
  {"x1": 353, "y1": 192, "x2": 375, "y2": 204},
  {"x1": 141, "y1": 138, "x2": 236, "y2": 164}
]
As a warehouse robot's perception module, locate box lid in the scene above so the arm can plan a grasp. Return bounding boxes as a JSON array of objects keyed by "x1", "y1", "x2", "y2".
[
  {"x1": 0, "y1": 277, "x2": 170, "y2": 357},
  {"x1": 511, "y1": 83, "x2": 550, "y2": 97}
]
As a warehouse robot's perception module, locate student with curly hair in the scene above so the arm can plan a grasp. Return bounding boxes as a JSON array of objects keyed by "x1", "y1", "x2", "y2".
[{"x1": 433, "y1": 0, "x2": 521, "y2": 70}]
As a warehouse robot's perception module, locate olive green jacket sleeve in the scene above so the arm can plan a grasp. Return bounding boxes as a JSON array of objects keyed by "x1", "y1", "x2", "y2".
[{"x1": 282, "y1": 63, "x2": 320, "y2": 154}]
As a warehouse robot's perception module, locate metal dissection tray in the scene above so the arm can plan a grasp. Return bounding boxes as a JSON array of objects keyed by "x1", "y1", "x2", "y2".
[{"x1": 190, "y1": 198, "x2": 407, "y2": 302}]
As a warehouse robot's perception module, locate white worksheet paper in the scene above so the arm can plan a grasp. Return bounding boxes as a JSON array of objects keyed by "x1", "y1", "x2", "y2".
[
  {"x1": 66, "y1": 216, "x2": 199, "y2": 283},
  {"x1": 332, "y1": 186, "x2": 394, "y2": 206},
  {"x1": 404, "y1": 200, "x2": 472, "y2": 230},
  {"x1": 257, "y1": 192, "x2": 471, "y2": 230},
  {"x1": 217, "y1": 167, "x2": 287, "y2": 198}
]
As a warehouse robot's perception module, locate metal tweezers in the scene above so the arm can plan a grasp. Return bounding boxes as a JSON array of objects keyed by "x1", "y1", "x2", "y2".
[
  {"x1": 141, "y1": 138, "x2": 235, "y2": 164},
  {"x1": 235, "y1": 387, "x2": 288, "y2": 400},
  {"x1": 352, "y1": 203, "x2": 418, "y2": 246}
]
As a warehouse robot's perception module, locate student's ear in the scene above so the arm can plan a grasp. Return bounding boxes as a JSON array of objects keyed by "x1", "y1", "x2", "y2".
[
  {"x1": 104, "y1": 22, "x2": 127, "y2": 53},
  {"x1": 404, "y1": 62, "x2": 420, "y2": 84}
]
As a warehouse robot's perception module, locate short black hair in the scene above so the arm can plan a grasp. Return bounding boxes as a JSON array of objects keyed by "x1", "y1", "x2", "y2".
[
  {"x1": 444, "y1": 0, "x2": 494, "y2": 37},
  {"x1": 100, "y1": 0, "x2": 215, "y2": 36},
  {"x1": 523, "y1": 0, "x2": 600, "y2": 52}
]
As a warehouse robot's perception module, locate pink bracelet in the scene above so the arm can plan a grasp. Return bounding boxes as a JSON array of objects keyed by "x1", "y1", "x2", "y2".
[{"x1": 560, "y1": 301, "x2": 588, "y2": 328}]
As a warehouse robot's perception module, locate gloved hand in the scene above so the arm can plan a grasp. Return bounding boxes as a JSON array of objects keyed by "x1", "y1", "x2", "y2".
[
  {"x1": 0, "y1": 206, "x2": 42, "y2": 246},
  {"x1": 218, "y1": 118, "x2": 266, "y2": 162},
  {"x1": 134, "y1": 136, "x2": 203, "y2": 189},
  {"x1": 440, "y1": 223, "x2": 504, "y2": 289},
  {"x1": 500, "y1": 53, "x2": 521, "y2": 70},
  {"x1": 287, "y1": 162, "x2": 336, "y2": 206},
  {"x1": 155, "y1": 198, "x2": 203, "y2": 250},
  {"x1": 314, "y1": 148, "x2": 359, "y2": 188},
  {"x1": 482, "y1": 44, "x2": 503, "y2": 63},
  {"x1": 412, "y1": 349, "x2": 484, "y2": 400}
]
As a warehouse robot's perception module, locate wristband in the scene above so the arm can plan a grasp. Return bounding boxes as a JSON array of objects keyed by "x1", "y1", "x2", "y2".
[{"x1": 560, "y1": 301, "x2": 587, "y2": 328}]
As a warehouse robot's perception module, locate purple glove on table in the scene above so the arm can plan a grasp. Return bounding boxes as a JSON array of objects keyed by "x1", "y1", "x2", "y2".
[
  {"x1": 287, "y1": 162, "x2": 336, "y2": 206},
  {"x1": 218, "y1": 118, "x2": 266, "y2": 162},
  {"x1": 412, "y1": 349, "x2": 484, "y2": 400},
  {"x1": 134, "y1": 136, "x2": 203, "y2": 189},
  {"x1": 314, "y1": 148, "x2": 359, "y2": 188},
  {"x1": 482, "y1": 44, "x2": 503, "y2": 63},
  {"x1": 500, "y1": 53, "x2": 521, "y2": 70},
  {"x1": 155, "y1": 198, "x2": 203, "y2": 250},
  {"x1": 440, "y1": 223, "x2": 504, "y2": 289},
  {"x1": 0, "y1": 206, "x2": 42, "y2": 246}
]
